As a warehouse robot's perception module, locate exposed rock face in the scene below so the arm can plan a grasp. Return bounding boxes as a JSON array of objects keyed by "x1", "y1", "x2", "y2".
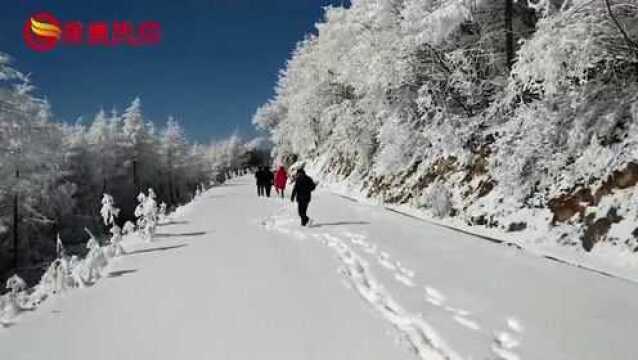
[
  {"x1": 507, "y1": 222, "x2": 527, "y2": 232},
  {"x1": 477, "y1": 179, "x2": 496, "y2": 198},
  {"x1": 548, "y1": 188, "x2": 594, "y2": 224},
  {"x1": 595, "y1": 162, "x2": 638, "y2": 202},
  {"x1": 528, "y1": 162, "x2": 638, "y2": 251},
  {"x1": 582, "y1": 208, "x2": 623, "y2": 252},
  {"x1": 548, "y1": 163, "x2": 638, "y2": 251}
]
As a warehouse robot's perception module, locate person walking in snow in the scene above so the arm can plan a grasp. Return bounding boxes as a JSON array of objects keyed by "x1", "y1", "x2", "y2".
[
  {"x1": 264, "y1": 167, "x2": 274, "y2": 197},
  {"x1": 255, "y1": 167, "x2": 266, "y2": 197},
  {"x1": 274, "y1": 166, "x2": 288, "y2": 198},
  {"x1": 291, "y1": 168, "x2": 316, "y2": 226}
]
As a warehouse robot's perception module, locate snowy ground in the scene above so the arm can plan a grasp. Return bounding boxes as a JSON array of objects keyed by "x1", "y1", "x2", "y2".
[{"x1": 2, "y1": 176, "x2": 638, "y2": 360}]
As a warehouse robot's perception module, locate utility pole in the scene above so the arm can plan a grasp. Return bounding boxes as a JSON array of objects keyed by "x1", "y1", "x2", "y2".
[{"x1": 505, "y1": 0, "x2": 514, "y2": 71}]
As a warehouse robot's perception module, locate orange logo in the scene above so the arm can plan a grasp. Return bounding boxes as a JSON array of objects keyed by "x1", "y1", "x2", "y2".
[
  {"x1": 23, "y1": 12, "x2": 61, "y2": 52},
  {"x1": 30, "y1": 16, "x2": 62, "y2": 39}
]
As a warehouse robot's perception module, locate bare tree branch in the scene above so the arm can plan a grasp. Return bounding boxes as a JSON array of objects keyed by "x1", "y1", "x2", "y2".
[{"x1": 602, "y1": 0, "x2": 638, "y2": 54}]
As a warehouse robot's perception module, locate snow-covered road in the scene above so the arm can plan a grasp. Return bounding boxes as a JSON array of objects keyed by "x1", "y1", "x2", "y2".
[{"x1": 2, "y1": 176, "x2": 638, "y2": 360}]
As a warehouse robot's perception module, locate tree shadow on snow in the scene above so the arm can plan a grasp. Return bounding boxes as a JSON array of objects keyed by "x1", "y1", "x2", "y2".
[
  {"x1": 108, "y1": 269, "x2": 138, "y2": 278},
  {"x1": 219, "y1": 183, "x2": 245, "y2": 187},
  {"x1": 1, "y1": 321, "x2": 15, "y2": 328},
  {"x1": 311, "y1": 221, "x2": 370, "y2": 228},
  {"x1": 155, "y1": 231, "x2": 207, "y2": 238},
  {"x1": 203, "y1": 194, "x2": 226, "y2": 198},
  {"x1": 158, "y1": 220, "x2": 190, "y2": 226},
  {"x1": 126, "y1": 244, "x2": 188, "y2": 256}
]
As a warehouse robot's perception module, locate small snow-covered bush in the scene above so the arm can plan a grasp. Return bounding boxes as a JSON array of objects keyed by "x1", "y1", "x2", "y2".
[
  {"x1": 6, "y1": 275, "x2": 26, "y2": 294},
  {"x1": 99, "y1": 193, "x2": 125, "y2": 257},
  {"x1": 1, "y1": 275, "x2": 29, "y2": 323},
  {"x1": 420, "y1": 182, "x2": 453, "y2": 218},
  {"x1": 100, "y1": 194, "x2": 120, "y2": 226},
  {"x1": 71, "y1": 229, "x2": 108, "y2": 286},
  {"x1": 123, "y1": 221, "x2": 136, "y2": 235},
  {"x1": 105, "y1": 225, "x2": 125, "y2": 257},
  {"x1": 33, "y1": 257, "x2": 74, "y2": 299},
  {"x1": 158, "y1": 202, "x2": 167, "y2": 222},
  {"x1": 135, "y1": 189, "x2": 159, "y2": 242}
]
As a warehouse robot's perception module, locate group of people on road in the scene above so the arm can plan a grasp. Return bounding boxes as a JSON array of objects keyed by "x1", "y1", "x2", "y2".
[
  {"x1": 255, "y1": 166, "x2": 288, "y2": 198},
  {"x1": 255, "y1": 165, "x2": 316, "y2": 227}
]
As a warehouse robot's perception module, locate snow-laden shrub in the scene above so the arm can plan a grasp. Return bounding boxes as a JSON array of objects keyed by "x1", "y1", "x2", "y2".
[
  {"x1": 56, "y1": 233, "x2": 66, "y2": 258},
  {"x1": 510, "y1": 0, "x2": 638, "y2": 99},
  {"x1": 122, "y1": 221, "x2": 136, "y2": 235},
  {"x1": 420, "y1": 182, "x2": 453, "y2": 218},
  {"x1": 158, "y1": 202, "x2": 167, "y2": 222},
  {"x1": 25, "y1": 235, "x2": 76, "y2": 304},
  {"x1": 1, "y1": 275, "x2": 28, "y2": 323},
  {"x1": 135, "y1": 189, "x2": 159, "y2": 242},
  {"x1": 492, "y1": 102, "x2": 568, "y2": 201},
  {"x1": 71, "y1": 229, "x2": 108, "y2": 286},
  {"x1": 6, "y1": 275, "x2": 26, "y2": 294},
  {"x1": 105, "y1": 225, "x2": 125, "y2": 258},
  {"x1": 32, "y1": 257, "x2": 74, "y2": 300},
  {"x1": 100, "y1": 193, "x2": 120, "y2": 226},
  {"x1": 375, "y1": 116, "x2": 421, "y2": 175},
  {"x1": 100, "y1": 193, "x2": 125, "y2": 257}
]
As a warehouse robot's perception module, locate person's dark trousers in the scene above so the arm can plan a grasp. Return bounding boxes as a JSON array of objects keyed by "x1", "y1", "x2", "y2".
[
  {"x1": 265, "y1": 185, "x2": 272, "y2": 197},
  {"x1": 297, "y1": 201, "x2": 310, "y2": 226},
  {"x1": 257, "y1": 185, "x2": 264, "y2": 196}
]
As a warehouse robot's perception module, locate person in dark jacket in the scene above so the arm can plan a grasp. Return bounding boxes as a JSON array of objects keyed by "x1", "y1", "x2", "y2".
[
  {"x1": 264, "y1": 167, "x2": 274, "y2": 197},
  {"x1": 255, "y1": 167, "x2": 266, "y2": 197},
  {"x1": 290, "y1": 169, "x2": 316, "y2": 226}
]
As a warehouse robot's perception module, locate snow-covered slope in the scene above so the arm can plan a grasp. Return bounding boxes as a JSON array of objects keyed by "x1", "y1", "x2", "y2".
[{"x1": 2, "y1": 176, "x2": 638, "y2": 360}]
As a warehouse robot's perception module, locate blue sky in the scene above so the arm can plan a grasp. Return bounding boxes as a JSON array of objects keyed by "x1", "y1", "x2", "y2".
[{"x1": 2, "y1": 0, "x2": 349, "y2": 142}]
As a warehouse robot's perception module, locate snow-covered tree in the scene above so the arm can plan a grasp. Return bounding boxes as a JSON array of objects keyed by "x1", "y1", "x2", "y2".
[
  {"x1": 73, "y1": 228, "x2": 108, "y2": 285},
  {"x1": 253, "y1": 0, "x2": 638, "y2": 254},
  {"x1": 100, "y1": 194, "x2": 120, "y2": 226},
  {"x1": 122, "y1": 97, "x2": 151, "y2": 192},
  {"x1": 134, "y1": 189, "x2": 159, "y2": 242},
  {"x1": 161, "y1": 117, "x2": 189, "y2": 204}
]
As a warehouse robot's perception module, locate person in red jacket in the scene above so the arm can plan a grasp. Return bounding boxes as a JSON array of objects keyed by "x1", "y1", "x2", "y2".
[{"x1": 274, "y1": 166, "x2": 288, "y2": 198}]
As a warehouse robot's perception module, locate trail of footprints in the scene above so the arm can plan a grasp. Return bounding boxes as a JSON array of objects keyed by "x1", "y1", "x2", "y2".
[
  {"x1": 342, "y1": 231, "x2": 525, "y2": 360},
  {"x1": 319, "y1": 232, "x2": 461, "y2": 360},
  {"x1": 343, "y1": 232, "x2": 416, "y2": 288},
  {"x1": 265, "y1": 216, "x2": 525, "y2": 360}
]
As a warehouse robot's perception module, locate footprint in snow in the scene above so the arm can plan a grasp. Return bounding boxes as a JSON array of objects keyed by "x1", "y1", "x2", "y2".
[
  {"x1": 507, "y1": 317, "x2": 524, "y2": 333},
  {"x1": 424, "y1": 286, "x2": 446, "y2": 306},
  {"x1": 343, "y1": 232, "x2": 367, "y2": 245},
  {"x1": 444, "y1": 306, "x2": 470, "y2": 317},
  {"x1": 491, "y1": 318, "x2": 523, "y2": 360},
  {"x1": 394, "y1": 273, "x2": 415, "y2": 287},
  {"x1": 491, "y1": 342, "x2": 520, "y2": 360},
  {"x1": 453, "y1": 315, "x2": 481, "y2": 331},
  {"x1": 395, "y1": 261, "x2": 415, "y2": 278},
  {"x1": 377, "y1": 252, "x2": 397, "y2": 271}
]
